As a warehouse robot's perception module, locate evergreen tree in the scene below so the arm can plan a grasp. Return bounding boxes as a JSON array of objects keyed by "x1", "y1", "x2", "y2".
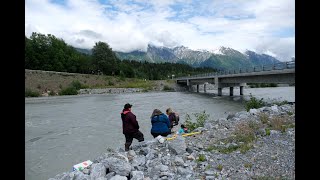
[{"x1": 91, "y1": 42, "x2": 119, "y2": 75}]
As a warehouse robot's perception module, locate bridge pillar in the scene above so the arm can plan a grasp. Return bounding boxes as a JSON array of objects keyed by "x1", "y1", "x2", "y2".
[
  {"x1": 218, "y1": 88, "x2": 222, "y2": 96},
  {"x1": 196, "y1": 85, "x2": 199, "y2": 92},
  {"x1": 204, "y1": 84, "x2": 207, "y2": 92},
  {"x1": 230, "y1": 87, "x2": 233, "y2": 96},
  {"x1": 188, "y1": 85, "x2": 192, "y2": 92},
  {"x1": 240, "y1": 86, "x2": 243, "y2": 95}
]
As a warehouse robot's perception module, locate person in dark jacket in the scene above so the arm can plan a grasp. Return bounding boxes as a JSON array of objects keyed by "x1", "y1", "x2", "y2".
[
  {"x1": 166, "y1": 108, "x2": 179, "y2": 129},
  {"x1": 150, "y1": 109, "x2": 171, "y2": 138},
  {"x1": 121, "y1": 103, "x2": 144, "y2": 151}
]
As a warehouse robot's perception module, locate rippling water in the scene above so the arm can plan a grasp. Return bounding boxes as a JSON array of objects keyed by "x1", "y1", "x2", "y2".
[{"x1": 25, "y1": 87, "x2": 294, "y2": 180}]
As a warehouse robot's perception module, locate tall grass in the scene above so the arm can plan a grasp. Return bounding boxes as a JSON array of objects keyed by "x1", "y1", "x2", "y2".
[
  {"x1": 245, "y1": 94, "x2": 265, "y2": 111},
  {"x1": 185, "y1": 111, "x2": 209, "y2": 131},
  {"x1": 25, "y1": 89, "x2": 40, "y2": 97},
  {"x1": 59, "y1": 80, "x2": 87, "y2": 95}
]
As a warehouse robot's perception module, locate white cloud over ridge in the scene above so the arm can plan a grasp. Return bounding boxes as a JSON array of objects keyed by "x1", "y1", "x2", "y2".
[{"x1": 25, "y1": 0, "x2": 295, "y2": 61}]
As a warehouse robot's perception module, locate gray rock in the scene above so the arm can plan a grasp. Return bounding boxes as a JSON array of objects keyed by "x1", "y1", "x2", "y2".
[
  {"x1": 128, "y1": 150, "x2": 136, "y2": 157},
  {"x1": 90, "y1": 163, "x2": 106, "y2": 179},
  {"x1": 132, "y1": 155, "x2": 146, "y2": 168},
  {"x1": 205, "y1": 176, "x2": 216, "y2": 180},
  {"x1": 104, "y1": 157, "x2": 131, "y2": 176},
  {"x1": 167, "y1": 136, "x2": 187, "y2": 155},
  {"x1": 187, "y1": 155, "x2": 195, "y2": 161},
  {"x1": 226, "y1": 113, "x2": 235, "y2": 120},
  {"x1": 82, "y1": 168, "x2": 90, "y2": 174},
  {"x1": 186, "y1": 147, "x2": 193, "y2": 153},
  {"x1": 70, "y1": 171, "x2": 91, "y2": 180},
  {"x1": 177, "y1": 167, "x2": 191, "y2": 175},
  {"x1": 271, "y1": 105, "x2": 279, "y2": 112},
  {"x1": 270, "y1": 130, "x2": 280, "y2": 136},
  {"x1": 95, "y1": 178, "x2": 108, "y2": 180},
  {"x1": 249, "y1": 109, "x2": 259, "y2": 115},
  {"x1": 160, "y1": 165, "x2": 169, "y2": 172},
  {"x1": 105, "y1": 172, "x2": 116, "y2": 179},
  {"x1": 131, "y1": 170, "x2": 144, "y2": 180},
  {"x1": 205, "y1": 170, "x2": 215, "y2": 176},
  {"x1": 174, "y1": 156, "x2": 185, "y2": 166},
  {"x1": 109, "y1": 174, "x2": 128, "y2": 180},
  {"x1": 146, "y1": 149, "x2": 157, "y2": 160}
]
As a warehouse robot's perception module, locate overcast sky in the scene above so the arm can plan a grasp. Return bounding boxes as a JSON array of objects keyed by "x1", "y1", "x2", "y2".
[{"x1": 25, "y1": 0, "x2": 295, "y2": 61}]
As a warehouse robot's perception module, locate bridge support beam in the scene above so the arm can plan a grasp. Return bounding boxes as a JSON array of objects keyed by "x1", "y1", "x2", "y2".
[
  {"x1": 230, "y1": 87, "x2": 233, "y2": 96},
  {"x1": 240, "y1": 86, "x2": 243, "y2": 95},
  {"x1": 218, "y1": 88, "x2": 222, "y2": 96},
  {"x1": 204, "y1": 84, "x2": 207, "y2": 92},
  {"x1": 196, "y1": 85, "x2": 199, "y2": 92}
]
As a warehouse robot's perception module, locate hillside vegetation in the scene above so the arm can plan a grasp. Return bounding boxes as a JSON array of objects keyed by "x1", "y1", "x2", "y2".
[
  {"x1": 25, "y1": 32, "x2": 216, "y2": 80},
  {"x1": 25, "y1": 69, "x2": 177, "y2": 97}
]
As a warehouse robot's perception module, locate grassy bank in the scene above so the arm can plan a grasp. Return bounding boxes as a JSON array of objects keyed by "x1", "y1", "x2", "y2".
[{"x1": 25, "y1": 69, "x2": 176, "y2": 97}]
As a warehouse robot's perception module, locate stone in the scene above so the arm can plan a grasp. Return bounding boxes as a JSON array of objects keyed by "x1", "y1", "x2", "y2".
[
  {"x1": 167, "y1": 136, "x2": 187, "y2": 155},
  {"x1": 249, "y1": 109, "x2": 259, "y2": 115},
  {"x1": 105, "y1": 172, "x2": 116, "y2": 179},
  {"x1": 90, "y1": 163, "x2": 106, "y2": 179},
  {"x1": 104, "y1": 157, "x2": 131, "y2": 176},
  {"x1": 174, "y1": 156, "x2": 185, "y2": 166},
  {"x1": 131, "y1": 170, "x2": 144, "y2": 180},
  {"x1": 109, "y1": 175, "x2": 128, "y2": 180}
]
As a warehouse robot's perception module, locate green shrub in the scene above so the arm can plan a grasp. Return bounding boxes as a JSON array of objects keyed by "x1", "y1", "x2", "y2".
[
  {"x1": 163, "y1": 85, "x2": 173, "y2": 91},
  {"x1": 216, "y1": 164, "x2": 223, "y2": 171},
  {"x1": 205, "y1": 164, "x2": 212, "y2": 170},
  {"x1": 269, "y1": 83, "x2": 278, "y2": 87},
  {"x1": 70, "y1": 80, "x2": 83, "y2": 90},
  {"x1": 265, "y1": 128, "x2": 270, "y2": 136},
  {"x1": 244, "y1": 163, "x2": 252, "y2": 169},
  {"x1": 197, "y1": 154, "x2": 206, "y2": 162},
  {"x1": 108, "y1": 81, "x2": 114, "y2": 86},
  {"x1": 59, "y1": 87, "x2": 78, "y2": 95},
  {"x1": 119, "y1": 76, "x2": 126, "y2": 81},
  {"x1": 49, "y1": 91, "x2": 55, "y2": 96},
  {"x1": 259, "y1": 113, "x2": 269, "y2": 124},
  {"x1": 287, "y1": 111, "x2": 293, "y2": 116},
  {"x1": 205, "y1": 146, "x2": 215, "y2": 152},
  {"x1": 25, "y1": 89, "x2": 40, "y2": 97},
  {"x1": 185, "y1": 111, "x2": 209, "y2": 131},
  {"x1": 245, "y1": 94, "x2": 265, "y2": 111},
  {"x1": 58, "y1": 80, "x2": 86, "y2": 95},
  {"x1": 218, "y1": 144, "x2": 240, "y2": 154},
  {"x1": 240, "y1": 143, "x2": 253, "y2": 153}
]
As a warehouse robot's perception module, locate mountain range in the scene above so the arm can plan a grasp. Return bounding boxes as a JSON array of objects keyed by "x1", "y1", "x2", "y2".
[{"x1": 76, "y1": 45, "x2": 282, "y2": 70}]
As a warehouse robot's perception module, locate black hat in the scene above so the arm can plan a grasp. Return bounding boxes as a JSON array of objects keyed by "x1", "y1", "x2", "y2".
[{"x1": 124, "y1": 103, "x2": 132, "y2": 109}]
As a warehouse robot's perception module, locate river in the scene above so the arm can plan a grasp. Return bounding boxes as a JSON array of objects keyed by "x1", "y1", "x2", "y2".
[{"x1": 25, "y1": 86, "x2": 294, "y2": 180}]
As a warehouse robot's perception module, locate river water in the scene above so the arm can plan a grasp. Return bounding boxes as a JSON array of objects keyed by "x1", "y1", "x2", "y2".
[{"x1": 25, "y1": 87, "x2": 294, "y2": 180}]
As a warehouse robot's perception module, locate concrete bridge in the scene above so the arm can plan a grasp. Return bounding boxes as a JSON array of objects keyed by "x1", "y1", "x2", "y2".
[{"x1": 175, "y1": 61, "x2": 295, "y2": 96}]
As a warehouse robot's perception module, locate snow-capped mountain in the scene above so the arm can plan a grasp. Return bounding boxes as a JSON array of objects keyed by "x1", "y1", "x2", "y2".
[{"x1": 88, "y1": 44, "x2": 282, "y2": 70}]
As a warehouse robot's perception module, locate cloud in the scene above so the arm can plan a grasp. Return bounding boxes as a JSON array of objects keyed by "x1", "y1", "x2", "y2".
[{"x1": 25, "y1": 0, "x2": 294, "y2": 61}]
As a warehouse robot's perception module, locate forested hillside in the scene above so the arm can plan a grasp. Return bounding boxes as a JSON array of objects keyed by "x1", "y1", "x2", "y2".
[{"x1": 25, "y1": 32, "x2": 216, "y2": 80}]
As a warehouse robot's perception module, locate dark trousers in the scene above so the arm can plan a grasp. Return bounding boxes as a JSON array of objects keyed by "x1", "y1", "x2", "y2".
[
  {"x1": 151, "y1": 131, "x2": 170, "y2": 138},
  {"x1": 124, "y1": 131, "x2": 144, "y2": 143},
  {"x1": 124, "y1": 131, "x2": 144, "y2": 151}
]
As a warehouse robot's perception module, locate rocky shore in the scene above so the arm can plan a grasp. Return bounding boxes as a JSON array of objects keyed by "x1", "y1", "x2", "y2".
[{"x1": 49, "y1": 104, "x2": 295, "y2": 180}]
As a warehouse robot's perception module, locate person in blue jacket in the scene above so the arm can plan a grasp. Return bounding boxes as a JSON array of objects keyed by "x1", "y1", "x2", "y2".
[{"x1": 150, "y1": 109, "x2": 171, "y2": 138}]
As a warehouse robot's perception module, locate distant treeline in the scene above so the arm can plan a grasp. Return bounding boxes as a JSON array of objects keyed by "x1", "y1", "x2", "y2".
[{"x1": 25, "y1": 32, "x2": 216, "y2": 80}]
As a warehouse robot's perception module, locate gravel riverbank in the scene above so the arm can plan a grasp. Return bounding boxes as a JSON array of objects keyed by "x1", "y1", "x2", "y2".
[{"x1": 49, "y1": 104, "x2": 295, "y2": 180}]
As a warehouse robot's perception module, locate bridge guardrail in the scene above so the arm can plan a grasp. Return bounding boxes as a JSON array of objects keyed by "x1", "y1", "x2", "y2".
[{"x1": 176, "y1": 61, "x2": 295, "y2": 80}]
